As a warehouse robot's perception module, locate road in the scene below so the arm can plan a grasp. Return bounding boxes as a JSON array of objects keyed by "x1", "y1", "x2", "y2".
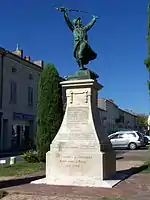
[
  {"x1": 0, "y1": 149, "x2": 128, "y2": 164},
  {"x1": 115, "y1": 149, "x2": 128, "y2": 155}
]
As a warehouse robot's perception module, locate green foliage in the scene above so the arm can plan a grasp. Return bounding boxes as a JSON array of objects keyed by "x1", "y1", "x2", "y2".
[
  {"x1": 137, "y1": 115, "x2": 148, "y2": 127},
  {"x1": 36, "y1": 64, "x2": 63, "y2": 162},
  {"x1": 23, "y1": 150, "x2": 39, "y2": 163},
  {"x1": 143, "y1": 159, "x2": 150, "y2": 173},
  {"x1": 0, "y1": 190, "x2": 8, "y2": 199},
  {"x1": 144, "y1": 58, "x2": 150, "y2": 71},
  {"x1": 100, "y1": 197, "x2": 124, "y2": 200}
]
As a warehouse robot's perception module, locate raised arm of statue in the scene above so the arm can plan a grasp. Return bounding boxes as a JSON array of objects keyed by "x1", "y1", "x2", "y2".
[
  {"x1": 85, "y1": 16, "x2": 98, "y2": 31},
  {"x1": 57, "y1": 7, "x2": 74, "y2": 32},
  {"x1": 64, "y1": 12, "x2": 74, "y2": 32}
]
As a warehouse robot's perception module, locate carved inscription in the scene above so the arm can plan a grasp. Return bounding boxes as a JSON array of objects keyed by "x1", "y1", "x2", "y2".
[
  {"x1": 67, "y1": 107, "x2": 89, "y2": 124},
  {"x1": 66, "y1": 107, "x2": 89, "y2": 139},
  {"x1": 59, "y1": 155, "x2": 92, "y2": 168}
]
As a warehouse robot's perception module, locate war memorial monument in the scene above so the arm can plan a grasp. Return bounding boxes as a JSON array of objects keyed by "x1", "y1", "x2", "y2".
[{"x1": 32, "y1": 6, "x2": 120, "y2": 188}]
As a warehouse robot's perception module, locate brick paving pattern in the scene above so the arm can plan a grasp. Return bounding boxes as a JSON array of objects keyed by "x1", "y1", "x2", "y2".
[{"x1": 1, "y1": 173, "x2": 149, "y2": 200}]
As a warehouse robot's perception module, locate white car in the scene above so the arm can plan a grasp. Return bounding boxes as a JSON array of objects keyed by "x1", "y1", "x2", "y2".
[{"x1": 108, "y1": 131, "x2": 145, "y2": 150}]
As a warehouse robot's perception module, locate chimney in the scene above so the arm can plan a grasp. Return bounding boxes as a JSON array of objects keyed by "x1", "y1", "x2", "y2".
[
  {"x1": 17, "y1": 49, "x2": 23, "y2": 57},
  {"x1": 12, "y1": 44, "x2": 23, "y2": 58},
  {"x1": 24, "y1": 56, "x2": 31, "y2": 61},
  {"x1": 33, "y1": 60, "x2": 44, "y2": 68}
]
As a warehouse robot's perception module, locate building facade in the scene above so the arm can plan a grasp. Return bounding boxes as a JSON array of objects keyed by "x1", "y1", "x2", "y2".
[
  {"x1": 0, "y1": 46, "x2": 43, "y2": 152},
  {"x1": 98, "y1": 98, "x2": 119, "y2": 134},
  {"x1": 117, "y1": 109, "x2": 138, "y2": 130},
  {"x1": 98, "y1": 98, "x2": 138, "y2": 134}
]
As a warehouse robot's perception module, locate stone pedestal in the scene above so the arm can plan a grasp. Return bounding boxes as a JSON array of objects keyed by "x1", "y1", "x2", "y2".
[{"x1": 32, "y1": 79, "x2": 116, "y2": 187}]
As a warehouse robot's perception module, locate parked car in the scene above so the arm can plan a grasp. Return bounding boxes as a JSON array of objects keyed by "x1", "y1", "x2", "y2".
[
  {"x1": 143, "y1": 135, "x2": 149, "y2": 145},
  {"x1": 108, "y1": 131, "x2": 145, "y2": 150},
  {"x1": 142, "y1": 133, "x2": 150, "y2": 144},
  {"x1": 146, "y1": 135, "x2": 150, "y2": 143}
]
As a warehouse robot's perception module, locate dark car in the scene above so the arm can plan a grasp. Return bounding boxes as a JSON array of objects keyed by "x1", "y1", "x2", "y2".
[
  {"x1": 141, "y1": 132, "x2": 149, "y2": 146},
  {"x1": 144, "y1": 136, "x2": 149, "y2": 145}
]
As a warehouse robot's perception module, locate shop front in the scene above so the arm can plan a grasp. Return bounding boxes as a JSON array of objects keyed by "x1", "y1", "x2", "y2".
[{"x1": 12, "y1": 112, "x2": 35, "y2": 150}]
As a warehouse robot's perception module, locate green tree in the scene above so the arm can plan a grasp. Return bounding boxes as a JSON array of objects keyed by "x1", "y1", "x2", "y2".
[
  {"x1": 137, "y1": 115, "x2": 148, "y2": 127},
  {"x1": 36, "y1": 64, "x2": 63, "y2": 162}
]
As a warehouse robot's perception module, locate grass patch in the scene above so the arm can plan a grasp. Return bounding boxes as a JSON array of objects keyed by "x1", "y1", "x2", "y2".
[
  {"x1": 100, "y1": 197, "x2": 125, "y2": 200},
  {"x1": 0, "y1": 190, "x2": 8, "y2": 199},
  {"x1": 147, "y1": 144, "x2": 150, "y2": 150},
  {"x1": 143, "y1": 160, "x2": 150, "y2": 173},
  {"x1": 0, "y1": 161, "x2": 45, "y2": 177}
]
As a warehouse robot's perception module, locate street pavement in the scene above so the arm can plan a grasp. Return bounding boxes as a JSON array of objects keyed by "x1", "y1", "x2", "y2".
[{"x1": 115, "y1": 149, "x2": 128, "y2": 155}]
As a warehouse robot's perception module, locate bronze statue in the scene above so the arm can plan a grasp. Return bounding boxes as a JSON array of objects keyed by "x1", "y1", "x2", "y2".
[{"x1": 57, "y1": 7, "x2": 98, "y2": 70}]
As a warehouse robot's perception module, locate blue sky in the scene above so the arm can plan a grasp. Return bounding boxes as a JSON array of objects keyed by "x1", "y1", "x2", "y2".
[{"x1": 0, "y1": 0, "x2": 149, "y2": 114}]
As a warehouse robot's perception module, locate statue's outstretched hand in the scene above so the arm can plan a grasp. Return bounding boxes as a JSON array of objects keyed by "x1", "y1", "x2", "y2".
[
  {"x1": 92, "y1": 15, "x2": 98, "y2": 20},
  {"x1": 56, "y1": 7, "x2": 67, "y2": 12}
]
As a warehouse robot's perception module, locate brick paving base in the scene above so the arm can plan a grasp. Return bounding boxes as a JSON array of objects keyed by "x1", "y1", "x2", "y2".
[{"x1": 1, "y1": 173, "x2": 149, "y2": 200}]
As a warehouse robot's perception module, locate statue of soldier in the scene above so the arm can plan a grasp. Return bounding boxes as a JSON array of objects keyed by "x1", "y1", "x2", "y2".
[{"x1": 58, "y1": 7, "x2": 98, "y2": 69}]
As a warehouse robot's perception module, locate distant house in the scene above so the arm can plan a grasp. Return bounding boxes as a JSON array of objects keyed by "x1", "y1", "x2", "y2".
[
  {"x1": 98, "y1": 98, "x2": 138, "y2": 134},
  {"x1": 98, "y1": 98, "x2": 119, "y2": 134}
]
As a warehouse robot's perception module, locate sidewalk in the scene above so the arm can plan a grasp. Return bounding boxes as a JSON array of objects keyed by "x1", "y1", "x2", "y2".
[
  {"x1": 2, "y1": 174, "x2": 150, "y2": 200},
  {"x1": 122, "y1": 149, "x2": 150, "y2": 161}
]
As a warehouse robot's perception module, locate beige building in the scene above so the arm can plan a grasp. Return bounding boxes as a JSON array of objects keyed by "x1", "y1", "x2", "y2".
[
  {"x1": 0, "y1": 46, "x2": 43, "y2": 152},
  {"x1": 98, "y1": 98, "x2": 138, "y2": 134},
  {"x1": 118, "y1": 109, "x2": 138, "y2": 130},
  {"x1": 98, "y1": 98, "x2": 119, "y2": 134}
]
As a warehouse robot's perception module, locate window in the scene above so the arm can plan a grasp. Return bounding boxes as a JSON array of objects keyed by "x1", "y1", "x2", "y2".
[
  {"x1": 129, "y1": 133, "x2": 136, "y2": 137},
  {"x1": 109, "y1": 134, "x2": 119, "y2": 140},
  {"x1": 12, "y1": 67, "x2": 17, "y2": 73},
  {"x1": 136, "y1": 131, "x2": 143, "y2": 139},
  {"x1": 10, "y1": 82, "x2": 17, "y2": 104},
  {"x1": 28, "y1": 87, "x2": 33, "y2": 106},
  {"x1": 118, "y1": 134, "x2": 124, "y2": 138},
  {"x1": 29, "y1": 73, "x2": 33, "y2": 80}
]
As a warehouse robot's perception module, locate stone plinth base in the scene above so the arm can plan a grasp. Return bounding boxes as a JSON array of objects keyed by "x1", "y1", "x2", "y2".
[
  {"x1": 31, "y1": 175, "x2": 123, "y2": 188},
  {"x1": 46, "y1": 150, "x2": 116, "y2": 181},
  {"x1": 31, "y1": 79, "x2": 116, "y2": 188}
]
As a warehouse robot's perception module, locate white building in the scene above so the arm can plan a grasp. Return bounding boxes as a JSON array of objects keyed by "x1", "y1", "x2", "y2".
[
  {"x1": 98, "y1": 98, "x2": 138, "y2": 134},
  {"x1": 98, "y1": 98, "x2": 119, "y2": 134},
  {"x1": 119, "y1": 109, "x2": 138, "y2": 130}
]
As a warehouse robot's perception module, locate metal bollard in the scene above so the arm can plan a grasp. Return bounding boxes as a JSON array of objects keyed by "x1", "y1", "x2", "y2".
[{"x1": 10, "y1": 157, "x2": 16, "y2": 165}]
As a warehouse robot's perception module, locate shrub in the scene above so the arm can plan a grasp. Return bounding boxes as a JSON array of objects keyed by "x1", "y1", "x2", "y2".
[
  {"x1": 23, "y1": 150, "x2": 39, "y2": 163},
  {"x1": 36, "y1": 64, "x2": 63, "y2": 162},
  {"x1": 0, "y1": 190, "x2": 8, "y2": 199}
]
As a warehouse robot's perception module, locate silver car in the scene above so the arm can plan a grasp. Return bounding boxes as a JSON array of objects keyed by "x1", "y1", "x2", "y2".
[{"x1": 108, "y1": 131, "x2": 144, "y2": 150}]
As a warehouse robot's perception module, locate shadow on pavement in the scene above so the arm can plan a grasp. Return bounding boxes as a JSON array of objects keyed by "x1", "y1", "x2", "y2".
[
  {"x1": 136, "y1": 146, "x2": 149, "y2": 150},
  {"x1": 0, "y1": 175, "x2": 45, "y2": 189},
  {"x1": 112, "y1": 164, "x2": 148, "y2": 181},
  {"x1": 116, "y1": 156, "x2": 124, "y2": 160}
]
